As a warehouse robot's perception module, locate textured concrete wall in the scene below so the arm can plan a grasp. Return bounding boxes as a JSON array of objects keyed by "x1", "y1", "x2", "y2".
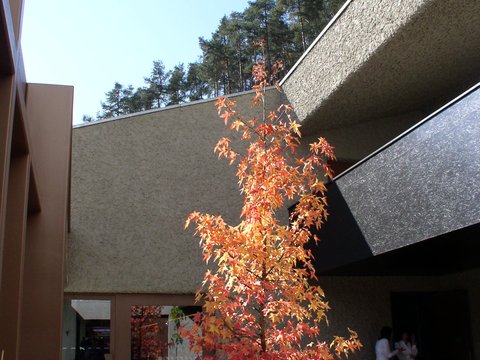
[
  {"x1": 318, "y1": 268, "x2": 480, "y2": 360},
  {"x1": 282, "y1": 0, "x2": 480, "y2": 134},
  {"x1": 335, "y1": 85, "x2": 480, "y2": 256},
  {"x1": 297, "y1": 110, "x2": 424, "y2": 162},
  {"x1": 282, "y1": 0, "x2": 429, "y2": 125},
  {"x1": 66, "y1": 89, "x2": 284, "y2": 293}
]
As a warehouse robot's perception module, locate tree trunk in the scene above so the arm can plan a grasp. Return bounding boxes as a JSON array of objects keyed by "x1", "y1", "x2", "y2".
[
  {"x1": 237, "y1": 42, "x2": 244, "y2": 92},
  {"x1": 297, "y1": 0, "x2": 307, "y2": 51},
  {"x1": 263, "y1": 3, "x2": 272, "y2": 73}
]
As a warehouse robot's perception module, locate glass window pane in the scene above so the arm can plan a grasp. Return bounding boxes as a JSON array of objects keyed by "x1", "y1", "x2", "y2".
[
  {"x1": 130, "y1": 305, "x2": 201, "y2": 360},
  {"x1": 62, "y1": 299, "x2": 111, "y2": 360}
]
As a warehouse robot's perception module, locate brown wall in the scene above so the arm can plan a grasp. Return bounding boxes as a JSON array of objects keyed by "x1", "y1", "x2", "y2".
[
  {"x1": 0, "y1": 76, "x2": 15, "y2": 285},
  {"x1": 0, "y1": 1, "x2": 73, "y2": 359},
  {"x1": 0, "y1": 155, "x2": 29, "y2": 358},
  {"x1": 19, "y1": 83, "x2": 73, "y2": 359}
]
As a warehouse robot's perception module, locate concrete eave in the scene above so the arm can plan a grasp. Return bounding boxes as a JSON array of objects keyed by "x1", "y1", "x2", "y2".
[
  {"x1": 310, "y1": 82, "x2": 480, "y2": 274},
  {"x1": 281, "y1": 0, "x2": 480, "y2": 134}
]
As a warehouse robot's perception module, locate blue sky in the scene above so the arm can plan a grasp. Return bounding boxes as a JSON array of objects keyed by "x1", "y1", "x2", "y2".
[{"x1": 22, "y1": 0, "x2": 251, "y2": 124}]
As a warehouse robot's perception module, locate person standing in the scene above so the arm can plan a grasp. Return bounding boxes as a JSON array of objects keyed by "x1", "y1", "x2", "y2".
[
  {"x1": 395, "y1": 331, "x2": 413, "y2": 360},
  {"x1": 376, "y1": 326, "x2": 402, "y2": 360}
]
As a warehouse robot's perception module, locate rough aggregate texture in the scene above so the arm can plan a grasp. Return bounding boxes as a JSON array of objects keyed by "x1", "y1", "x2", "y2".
[
  {"x1": 336, "y1": 86, "x2": 480, "y2": 255},
  {"x1": 66, "y1": 89, "x2": 284, "y2": 293},
  {"x1": 283, "y1": 0, "x2": 480, "y2": 134},
  {"x1": 297, "y1": 110, "x2": 424, "y2": 162}
]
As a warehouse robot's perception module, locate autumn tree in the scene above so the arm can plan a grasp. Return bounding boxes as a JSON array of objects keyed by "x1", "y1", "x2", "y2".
[{"x1": 182, "y1": 50, "x2": 361, "y2": 359}]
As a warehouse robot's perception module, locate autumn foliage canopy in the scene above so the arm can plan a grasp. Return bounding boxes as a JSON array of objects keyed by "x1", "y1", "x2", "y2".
[{"x1": 182, "y1": 48, "x2": 362, "y2": 359}]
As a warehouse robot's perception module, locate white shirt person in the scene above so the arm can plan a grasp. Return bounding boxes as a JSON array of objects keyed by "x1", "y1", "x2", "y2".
[
  {"x1": 395, "y1": 332, "x2": 418, "y2": 360},
  {"x1": 375, "y1": 326, "x2": 400, "y2": 360},
  {"x1": 396, "y1": 339, "x2": 412, "y2": 360}
]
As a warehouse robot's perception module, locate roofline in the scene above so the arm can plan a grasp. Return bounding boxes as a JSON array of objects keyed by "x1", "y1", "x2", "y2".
[
  {"x1": 279, "y1": 0, "x2": 354, "y2": 87},
  {"x1": 73, "y1": 86, "x2": 276, "y2": 129},
  {"x1": 75, "y1": 0, "x2": 353, "y2": 129},
  {"x1": 332, "y1": 81, "x2": 480, "y2": 181}
]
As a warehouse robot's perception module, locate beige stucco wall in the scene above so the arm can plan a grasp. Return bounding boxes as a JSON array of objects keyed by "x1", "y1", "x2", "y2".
[
  {"x1": 297, "y1": 110, "x2": 425, "y2": 163},
  {"x1": 67, "y1": 86, "x2": 479, "y2": 358},
  {"x1": 318, "y1": 268, "x2": 480, "y2": 359},
  {"x1": 66, "y1": 88, "x2": 424, "y2": 295},
  {"x1": 66, "y1": 89, "x2": 284, "y2": 293},
  {"x1": 282, "y1": 0, "x2": 429, "y2": 125}
]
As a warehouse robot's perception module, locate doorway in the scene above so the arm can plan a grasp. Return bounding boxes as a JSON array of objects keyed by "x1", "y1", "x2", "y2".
[
  {"x1": 62, "y1": 298, "x2": 113, "y2": 360},
  {"x1": 391, "y1": 290, "x2": 474, "y2": 360}
]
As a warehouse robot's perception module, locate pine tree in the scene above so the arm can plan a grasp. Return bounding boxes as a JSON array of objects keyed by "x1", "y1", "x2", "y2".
[
  {"x1": 123, "y1": 86, "x2": 149, "y2": 113},
  {"x1": 99, "y1": 82, "x2": 130, "y2": 119},
  {"x1": 244, "y1": 0, "x2": 277, "y2": 72},
  {"x1": 199, "y1": 36, "x2": 226, "y2": 97},
  {"x1": 226, "y1": 12, "x2": 249, "y2": 92},
  {"x1": 134, "y1": 86, "x2": 156, "y2": 111},
  {"x1": 166, "y1": 63, "x2": 187, "y2": 105},
  {"x1": 90, "y1": 0, "x2": 348, "y2": 122},
  {"x1": 144, "y1": 60, "x2": 169, "y2": 108},
  {"x1": 186, "y1": 62, "x2": 209, "y2": 101},
  {"x1": 82, "y1": 114, "x2": 94, "y2": 123}
]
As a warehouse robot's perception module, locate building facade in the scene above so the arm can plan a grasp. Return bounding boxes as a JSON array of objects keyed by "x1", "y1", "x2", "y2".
[
  {"x1": 67, "y1": 1, "x2": 480, "y2": 359},
  {"x1": 1, "y1": 0, "x2": 479, "y2": 359},
  {"x1": 0, "y1": 0, "x2": 73, "y2": 359}
]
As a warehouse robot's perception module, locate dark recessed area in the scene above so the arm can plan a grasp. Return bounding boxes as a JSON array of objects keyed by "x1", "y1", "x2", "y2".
[{"x1": 321, "y1": 222, "x2": 480, "y2": 276}]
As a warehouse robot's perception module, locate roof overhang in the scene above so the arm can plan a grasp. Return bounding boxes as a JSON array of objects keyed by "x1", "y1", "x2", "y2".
[
  {"x1": 308, "y1": 83, "x2": 480, "y2": 275},
  {"x1": 282, "y1": 0, "x2": 480, "y2": 134}
]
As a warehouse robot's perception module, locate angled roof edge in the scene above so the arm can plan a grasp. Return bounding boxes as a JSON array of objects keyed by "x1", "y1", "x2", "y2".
[
  {"x1": 332, "y1": 81, "x2": 480, "y2": 181},
  {"x1": 279, "y1": 0, "x2": 353, "y2": 87},
  {"x1": 74, "y1": 1, "x2": 353, "y2": 130},
  {"x1": 73, "y1": 86, "x2": 276, "y2": 129}
]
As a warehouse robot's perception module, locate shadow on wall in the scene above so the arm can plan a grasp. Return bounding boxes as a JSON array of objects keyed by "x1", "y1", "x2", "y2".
[{"x1": 291, "y1": 181, "x2": 373, "y2": 274}]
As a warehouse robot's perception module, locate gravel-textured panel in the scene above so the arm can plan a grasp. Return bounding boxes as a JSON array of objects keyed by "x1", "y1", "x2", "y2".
[
  {"x1": 336, "y1": 86, "x2": 480, "y2": 255},
  {"x1": 66, "y1": 89, "x2": 284, "y2": 293},
  {"x1": 283, "y1": 0, "x2": 480, "y2": 134}
]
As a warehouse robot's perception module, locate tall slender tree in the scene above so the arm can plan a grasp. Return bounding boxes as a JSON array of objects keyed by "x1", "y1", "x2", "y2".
[
  {"x1": 181, "y1": 50, "x2": 361, "y2": 359},
  {"x1": 166, "y1": 63, "x2": 187, "y2": 105},
  {"x1": 199, "y1": 36, "x2": 227, "y2": 97},
  {"x1": 226, "y1": 12, "x2": 249, "y2": 92},
  {"x1": 144, "y1": 60, "x2": 169, "y2": 108},
  {"x1": 98, "y1": 82, "x2": 133, "y2": 119},
  {"x1": 186, "y1": 62, "x2": 209, "y2": 101}
]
